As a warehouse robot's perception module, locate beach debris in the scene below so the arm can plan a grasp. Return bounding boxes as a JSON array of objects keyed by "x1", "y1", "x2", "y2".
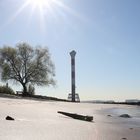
[
  {"x1": 129, "y1": 128, "x2": 133, "y2": 130},
  {"x1": 119, "y1": 114, "x2": 131, "y2": 118},
  {"x1": 5, "y1": 116, "x2": 15, "y2": 121},
  {"x1": 121, "y1": 138, "x2": 127, "y2": 140},
  {"x1": 58, "y1": 111, "x2": 93, "y2": 122}
]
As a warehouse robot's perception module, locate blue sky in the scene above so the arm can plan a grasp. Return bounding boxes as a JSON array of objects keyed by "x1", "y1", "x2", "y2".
[{"x1": 0, "y1": 0, "x2": 140, "y2": 101}]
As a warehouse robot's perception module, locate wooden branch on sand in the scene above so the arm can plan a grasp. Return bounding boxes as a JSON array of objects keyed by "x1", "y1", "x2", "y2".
[{"x1": 58, "y1": 111, "x2": 93, "y2": 122}]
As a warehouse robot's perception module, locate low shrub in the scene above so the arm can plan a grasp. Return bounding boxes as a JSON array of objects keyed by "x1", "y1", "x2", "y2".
[
  {"x1": 28, "y1": 84, "x2": 35, "y2": 95},
  {"x1": 0, "y1": 85, "x2": 15, "y2": 95}
]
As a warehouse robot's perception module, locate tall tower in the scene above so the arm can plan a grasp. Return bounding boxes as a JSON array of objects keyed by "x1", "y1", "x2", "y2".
[{"x1": 70, "y1": 50, "x2": 76, "y2": 102}]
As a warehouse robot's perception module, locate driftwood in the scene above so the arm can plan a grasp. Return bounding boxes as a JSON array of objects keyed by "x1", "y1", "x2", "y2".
[{"x1": 58, "y1": 111, "x2": 93, "y2": 122}]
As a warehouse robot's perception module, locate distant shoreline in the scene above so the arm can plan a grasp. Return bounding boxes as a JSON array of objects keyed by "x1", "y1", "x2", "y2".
[
  {"x1": 82, "y1": 101, "x2": 140, "y2": 106},
  {"x1": 98, "y1": 102, "x2": 140, "y2": 106},
  {"x1": 0, "y1": 93, "x2": 140, "y2": 106}
]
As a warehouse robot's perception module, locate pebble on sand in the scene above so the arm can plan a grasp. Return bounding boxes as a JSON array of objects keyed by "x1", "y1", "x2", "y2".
[
  {"x1": 5, "y1": 116, "x2": 15, "y2": 121},
  {"x1": 119, "y1": 114, "x2": 131, "y2": 118}
]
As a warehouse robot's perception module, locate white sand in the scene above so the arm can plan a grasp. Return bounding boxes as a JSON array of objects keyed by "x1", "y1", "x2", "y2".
[{"x1": 0, "y1": 97, "x2": 140, "y2": 140}]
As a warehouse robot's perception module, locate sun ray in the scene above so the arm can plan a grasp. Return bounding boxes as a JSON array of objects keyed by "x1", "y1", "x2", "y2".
[
  {"x1": 27, "y1": 0, "x2": 52, "y2": 11},
  {"x1": 0, "y1": 0, "x2": 85, "y2": 32},
  {"x1": 52, "y1": 0, "x2": 84, "y2": 20},
  {"x1": 0, "y1": 1, "x2": 29, "y2": 31},
  {"x1": 25, "y1": 0, "x2": 84, "y2": 23}
]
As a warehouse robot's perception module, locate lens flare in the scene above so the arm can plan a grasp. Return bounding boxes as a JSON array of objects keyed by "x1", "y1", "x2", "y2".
[
  {"x1": 1, "y1": 0, "x2": 83, "y2": 32},
  {"x1": 27, "y1": 0, "x2": 50, "y2": 9}
]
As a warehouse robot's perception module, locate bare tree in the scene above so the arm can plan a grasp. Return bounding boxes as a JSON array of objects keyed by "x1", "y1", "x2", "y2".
[{"x1": 0, "y1": 42, "x2": 55, "y2": 96}]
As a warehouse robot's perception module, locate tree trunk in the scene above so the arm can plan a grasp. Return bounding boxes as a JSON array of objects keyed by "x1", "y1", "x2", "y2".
[{"x1": 22, "y1": 83, "x2": 28, "y2": 96}]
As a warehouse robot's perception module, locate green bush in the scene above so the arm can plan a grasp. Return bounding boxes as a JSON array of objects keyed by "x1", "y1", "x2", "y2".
[
  {"x1": 28, "y1": 84, "x2": 35, "y2": 95},
  {"x1": 0, "y1": 85, "x2": 15, "y2": 95}
]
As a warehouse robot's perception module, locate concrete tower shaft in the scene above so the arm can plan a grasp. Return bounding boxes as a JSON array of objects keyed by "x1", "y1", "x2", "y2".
[{"x1": 70, "y1": 50, "x2": 76, "y2": 102}]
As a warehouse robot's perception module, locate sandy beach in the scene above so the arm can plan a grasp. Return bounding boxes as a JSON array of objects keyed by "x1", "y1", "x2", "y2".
[{"x1": 0, "y1": 97, "x2": 140, "y2": 140}]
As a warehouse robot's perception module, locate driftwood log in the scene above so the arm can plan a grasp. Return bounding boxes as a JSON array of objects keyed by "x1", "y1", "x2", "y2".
[{"x1": 58, "y1": 111, "x2": 93, "y2": 122}]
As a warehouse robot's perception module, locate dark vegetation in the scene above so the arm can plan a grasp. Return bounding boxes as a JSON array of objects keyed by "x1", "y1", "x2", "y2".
[
  {"x1": 0, "y1": 85, "x2": 68, "y2": 102},
  {"x1": 0, "y1": 85, "x2": 15, "y2": 95}
]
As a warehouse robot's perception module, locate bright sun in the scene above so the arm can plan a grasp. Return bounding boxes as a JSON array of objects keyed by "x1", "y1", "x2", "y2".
[{"x1": 6, "y1": 0, "x2": 78, "y2": 31}]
